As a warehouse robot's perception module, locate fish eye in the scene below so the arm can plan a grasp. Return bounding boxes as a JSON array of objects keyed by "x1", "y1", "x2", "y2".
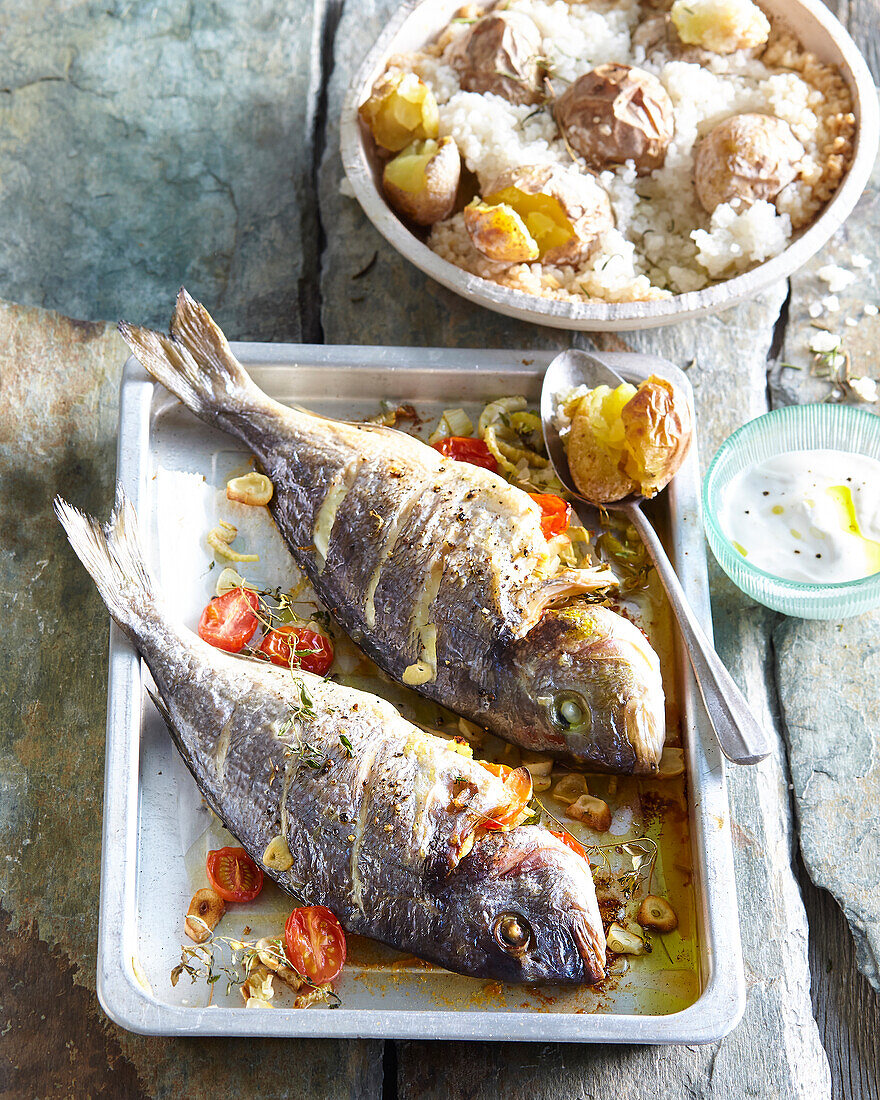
[
  {"x1": 493, "y1": 912, "x2": 533, "y2": 954},
  {"x1": 549, "y1": 691, "x2": 592, "y2": 732}
]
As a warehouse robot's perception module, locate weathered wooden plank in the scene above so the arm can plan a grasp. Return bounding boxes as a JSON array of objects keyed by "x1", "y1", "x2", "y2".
[
  {"x1": 320, "y1": 1, "x2": 831, "y2": 1092},
  {"x1": 0, "y1": 0, "x2": 321, "y2": 341},
  {"x1": 798, "y1": 864, "x2": 880, "y2": 1100},
  {"x1": 771, "y1": 107, "x2": 880, "y2": 1004}
]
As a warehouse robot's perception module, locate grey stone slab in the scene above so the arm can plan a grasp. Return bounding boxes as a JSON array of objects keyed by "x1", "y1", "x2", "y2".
[
  {"x1": 0, "y1": 307, "x2": 381, "y2": 1098},
  {"x1": 774, "y1": 141, "x2": 880, "y2": 997},
  {"x1": 774, "y1": 615, "x2": 880, "y2": 992},
  {"x1": 321, "y1": 1, "x2": 829, "y2": 1089},
  {"x1": 0, "y1": 0, "x2": 322, "y2": 341},
  {"x1": 770, "y1": 148, "x2": 880, "y2": 410}
]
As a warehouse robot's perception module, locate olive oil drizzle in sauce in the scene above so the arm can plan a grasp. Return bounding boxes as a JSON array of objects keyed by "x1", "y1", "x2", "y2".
[{"x1": 720, "y1": 449, "x2": 880, "y2": 583}]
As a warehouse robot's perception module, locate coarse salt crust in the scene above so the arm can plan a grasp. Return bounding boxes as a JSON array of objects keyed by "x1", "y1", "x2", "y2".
[{"x1": 382, "y1": 0, "x2": 855, "y2": 304}]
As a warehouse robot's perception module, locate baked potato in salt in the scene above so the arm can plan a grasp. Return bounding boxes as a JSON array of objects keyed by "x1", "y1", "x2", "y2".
[
  {"x1": 670, "y1": 0, "x2": 770, "y2": 54},
  {"x1": 382, "y1": 137, "x2": 461, "y2": 225},
  {"x1": 463, "y1": 200, "x2": 540, "y2": 263},
  {"x1": 465, "y1": 164, "x2": 613, "y2": 266},
  {"x1": 555, "y1": 64, "x2": 674, "y2": 175},
  {"x1": 359, "y1": 71, "x2": 439, "y2": 153},
  {"x1": 565, "y1": 376, "x2": 692, "y2": 502},
  {"x1": 447, "y1": 10, "x2": 544, "y2": 105},
  {"x1": 694, "y1": 113, "x2": 804, "y2": 212},
  {"x1": 631, "y1": 14, "x2": 715, "y2": 62}
]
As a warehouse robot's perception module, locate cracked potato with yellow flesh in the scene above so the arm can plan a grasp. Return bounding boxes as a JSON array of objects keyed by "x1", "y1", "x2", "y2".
[
  {"x1": 566, "y1": 376, "x2": 693, "y2": 502},
  {"x1": 670, "y1": 0, "x2": 770, "y2": 53},
  {"x1": 466, "y1": 164, "x2": 613, "y2": 266},
  {"x1": 359, "y1": 71, "x2": 439, "y2": 153},
  {"x1": 383, "y1": 137, "x2": 461, "y2": 225},
  {"x1": 464, "y1": 200, "x2": 540, "y2": 263}
]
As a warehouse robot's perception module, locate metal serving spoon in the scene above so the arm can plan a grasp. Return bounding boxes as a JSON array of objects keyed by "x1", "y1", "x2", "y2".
[{"x1": 540, "y1": 348, "x2": 772, "y2": 766}]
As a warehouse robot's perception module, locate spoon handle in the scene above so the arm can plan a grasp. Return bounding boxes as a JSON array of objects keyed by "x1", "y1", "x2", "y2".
[{"x1": 624, "y1": 504, "x2": 773, "y2": 765}]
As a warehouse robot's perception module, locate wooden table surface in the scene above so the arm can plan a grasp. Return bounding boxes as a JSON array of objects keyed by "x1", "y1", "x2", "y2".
[{"x1": 1, "y1": 1, "x2": 879, "y2": 1097}]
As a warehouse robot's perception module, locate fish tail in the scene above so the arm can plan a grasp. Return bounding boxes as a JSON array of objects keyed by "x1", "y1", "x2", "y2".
[
  {"x1": 118, "y1": 288, "x2": 262, "y2": 421},
  {"x1": 54, "y1": 486, "x2": 158, "y2": 634}
]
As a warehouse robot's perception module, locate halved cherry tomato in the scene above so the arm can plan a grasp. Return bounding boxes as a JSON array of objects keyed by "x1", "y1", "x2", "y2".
[
  {"x1": 529, "y1": 493, "x2": 571, "y2": 539},
  {"x1": 197, "y1": 587, "x2": 259, "y2": 653},
  {"x1": 432, "y1": 436, "x2": 498, "y2": 473},
  {"x1": 258, "y1": 625, "x2": 334, "y2": 676},
  {"x1": 284, "y1": 905, "x2": 347, "y2": 984},
  {"x1": 206, "y1": 846, "x2": 264, "y2": 903},
  {"x1": 480, "y1": 762, "x2": 533, "y2": 830},
  {"x1": 550, "y1": 828, "x2": 588, "y2": 862}
]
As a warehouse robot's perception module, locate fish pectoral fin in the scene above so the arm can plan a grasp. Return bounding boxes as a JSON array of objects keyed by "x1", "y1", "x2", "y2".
[{"x1": 516, "y1": 568, "x2": 617, "y2": 637}]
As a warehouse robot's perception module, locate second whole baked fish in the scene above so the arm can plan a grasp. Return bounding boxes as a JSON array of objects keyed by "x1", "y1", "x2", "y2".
[
  {"x1": 120, "y1": 291, "x2": 665, "y2": 774},
  {"x1": 56, "y1": 490, "x2": 606, "y2": 984}
]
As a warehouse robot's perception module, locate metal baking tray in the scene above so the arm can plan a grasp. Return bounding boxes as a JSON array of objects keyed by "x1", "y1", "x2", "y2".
[{"x1": 97, "y1": 344, "x2": 745, "y2": 1041}]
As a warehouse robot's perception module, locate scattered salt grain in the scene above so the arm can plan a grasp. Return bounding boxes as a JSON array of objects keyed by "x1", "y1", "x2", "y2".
[
  {"x1": 821, "y1": 294, "x2": 841, "y2": 313},
  {"x1": 808, "y1": 302, "x2": 823, "y2": 318},
  {"x1": 609, "y1": 804, "x2": 634, "y2": 836},
  {"x1": 851, "y1": 254, "x2": 870, "y2": 269},
  {"x1": 849, "y1": 377, "x2": 878, "y2": 403},
  {"x1": 844, "y1": 317, "x2": 858, "y2": 327},
  {"x1": 808, "y1": 331, "x2": 841, "y2": 354},
  {"x1": 864, "y1": 303, "x2": 879, "y2": 316},
  {"x1": 816, "y1": 264, "x2": 857, "y2": 293}
]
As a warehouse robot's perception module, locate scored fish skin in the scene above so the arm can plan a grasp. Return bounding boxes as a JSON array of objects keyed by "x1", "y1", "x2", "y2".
[
  {"x1": 55, "y1": 490, "x2": 606, "y2": 985},
  {"x1": 118, "y1": 290, "x2": 665, "y2": 774}
]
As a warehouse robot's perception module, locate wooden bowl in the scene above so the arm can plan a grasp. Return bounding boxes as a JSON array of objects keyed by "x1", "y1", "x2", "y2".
[{"x1": 340, "y1": 0, "x2": 879, "y2": 331}]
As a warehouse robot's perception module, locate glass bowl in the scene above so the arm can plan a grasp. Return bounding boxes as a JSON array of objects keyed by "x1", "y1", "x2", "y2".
[{"x1": 703, "y1": 403, "x2": 880, "y2": 619}]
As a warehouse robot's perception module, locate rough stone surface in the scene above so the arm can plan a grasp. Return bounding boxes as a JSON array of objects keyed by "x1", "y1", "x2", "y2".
[
  {"x1": 776, "y1": 617, "x2": 880, "y2": 990},
  {"x1": 770, "y1": 151, "x2": 880, "y2": 411},
  {"x1": 0, "y1": 0, "x2": 323, "y2": 341},
  {"x1": 0, "y1": 289, "x2": 381, "y2": 1100},
  {"x1": 773, "y1": 142, "x2": 880, "y2": 997}
]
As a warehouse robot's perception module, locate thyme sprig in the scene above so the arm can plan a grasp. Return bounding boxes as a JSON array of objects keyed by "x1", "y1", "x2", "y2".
[
  {"x1": 534, "y1": 801, "x2": 659, "y2": 898},
  {"x1": 288, "y1": 738, "x2": 327, "y2": 770},
  {"x1": 171, "y1": 930, "x2": 340, "y2": 1008},
  {"x1": 289, "y1": 677, "x2": 317, "y2": 721}
]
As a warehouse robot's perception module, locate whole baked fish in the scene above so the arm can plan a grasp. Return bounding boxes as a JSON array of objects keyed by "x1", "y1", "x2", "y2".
[
  {"x1": 56, "y1": 491, "x2": 606, "y2": 984},
  {"x1": 119, "y1": 291, "x2": 665, "y2": 773}
]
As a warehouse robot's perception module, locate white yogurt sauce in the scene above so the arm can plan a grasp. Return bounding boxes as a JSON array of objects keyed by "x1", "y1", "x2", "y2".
[{"x1": 719, "y1": 449, "x2": 880, "y2": 583}]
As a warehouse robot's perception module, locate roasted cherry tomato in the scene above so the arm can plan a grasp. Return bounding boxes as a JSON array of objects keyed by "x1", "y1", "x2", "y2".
[
  {"x1": 432, "y1": 436, "x2": 498, "y2": 472},
  {"x1": 206, "y1": 847, "x2": 264, "y2": 903},
  {"x1": 480, "y1": 762, "x2": 533, "y2": 830},
  {"x1": 528, "y1": 493, "x2": 571, "y2": 539},
  {"x1": 550, "y1": 828, "x2": 588, "y2": 862},
  {"x1": 197, "y1": 587, "x2": 259, "y2": 653},
  {"x1": 284, "y1": 905, "x2": 347, "y2": 984},
  {"x1": 258, "y1": 625, "x2": 334, "y2": 676}
]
